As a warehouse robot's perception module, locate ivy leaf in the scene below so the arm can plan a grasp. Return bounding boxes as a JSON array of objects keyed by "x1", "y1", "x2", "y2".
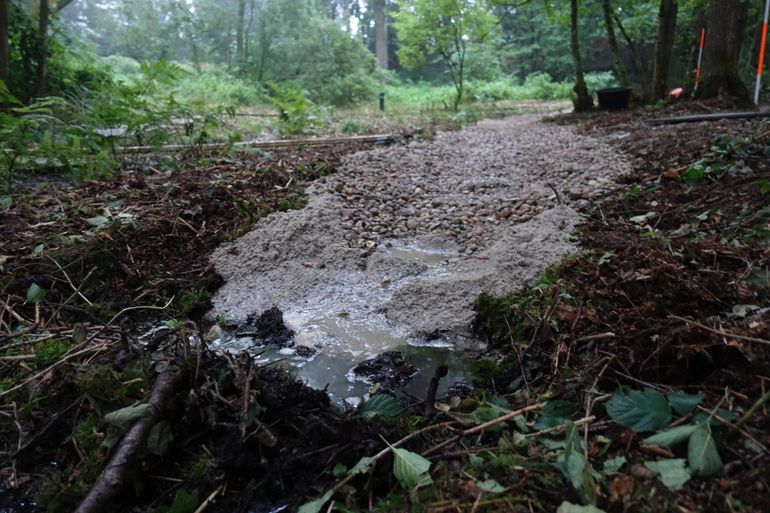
[
  {"x1": 644, "y1": 459, "x2": 691, "y2": 490},
  {"x1": 359, "y1": 394, "x2": 401, "y2": 421},
  {"x1": 147, "y1": 420, "x2": 173, "y2": 456},
  {"x1": 26, "y1": 283, "x2": 47, "y2": 303},
  {"x1": 349, "y1": 456, "x2": 375, "y2": 476},
  {"x1": 643, "y1": 424, "x2": 698, "y2": 448},
  {"x1": 103, "y1": 403, "x2": 151, "y2": 430},
  {"x1": 667, "y1": 392, "x2": 704, "y2": 416},
  {"x1": 392, "y1": 447, "x2": 431, "y2": 489},
  {"x1": 556, "y1": 502, "x2": 608, "y2": 513},
  {"x1": 297, "y1": 490, "x2": 333, "y2": 513},
  {"x1": 477, "y1": 479, "x2": 505, "y2": 493},
  {"x1": 606, "y1": 389, "x2": 672, "y2": 432},
  {"x1": 602, "y1": 456, "x2": 627, "y2": 474},
  {"x1": 688, "y1": 424, "x2": 723, "y2": 478}
]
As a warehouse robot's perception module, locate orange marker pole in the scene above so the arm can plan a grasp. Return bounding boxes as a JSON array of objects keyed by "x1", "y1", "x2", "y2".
[
  {"x1": 694, "y1": 28, "x2": 705, "y2": 91},
  {"x1": 755, "y1": 0, "x2": 770, "y2": 105}
]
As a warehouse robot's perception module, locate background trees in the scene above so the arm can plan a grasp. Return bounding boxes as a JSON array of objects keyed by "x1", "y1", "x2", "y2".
[{"x1": 0, "y1": 0, "x2": 766, "y2": 110}]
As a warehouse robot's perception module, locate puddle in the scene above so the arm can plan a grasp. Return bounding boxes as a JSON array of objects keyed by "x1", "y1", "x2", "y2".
[{"x1": 210, "y1": 241, "x2": 475, "y2": 405}]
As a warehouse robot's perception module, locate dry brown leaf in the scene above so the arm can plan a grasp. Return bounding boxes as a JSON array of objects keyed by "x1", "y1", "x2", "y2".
[{"x1": 609, "y1": 475, "x2": 635, "y2": 504}]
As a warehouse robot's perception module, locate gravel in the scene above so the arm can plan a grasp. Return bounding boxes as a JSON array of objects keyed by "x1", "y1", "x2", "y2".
[{"x1": 210, "y1": 114, "x2": 631, "y2": 342}]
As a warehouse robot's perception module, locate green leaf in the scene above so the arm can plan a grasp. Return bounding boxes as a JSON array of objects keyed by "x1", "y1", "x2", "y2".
[
  {"x1": 643, "y1": 424, "x2": 698, "y2": 448},
  {"x1": 103, "y1": 403, "x2": 151, "y2": 430},
  {"x1": 298, "y1": 490, "x2": 333, "y2": 513},
  {"x1": 26, "y1": 283, "x2": 47, "y2": 303},
  {"x1": 535, "y1": 400, "x2": 578, "y2": 430},
  {"x1": 156, "y1": 489, "x2": 199, "y2": 513},
  {"x1": 359, "y1": 394, "x2": 401, "y2": 421},
  {"x1": 477, "y1": 479, "x2": 505, "y2": 493},
  {"x1": 392, "y1": 447, "x2": 431, "y2": 489},
  {"x1": 85, "y1": 215, "x2": 111, "y2": 228},
  {"x1": 606, "y1": 389, "x2": 672, "y2": 432},
  {"x1": 644, "y1": 459, "x2": 691, "y2": 490},
  {"x1": 349, "y1": 456, "x2": 375, "y2": 476},
  {"x1": 332, "y1": 463, "x2": 348, "y2": 479},
  {"x1": 667, "y1": 392, "x2": 704, "y2": 416},
  {"x1": 0, "y1": 196, "x2": 11, "y2": 210},
  {"x1": 688, "y1": 424, "x2": 723, "y2": 478},
  {"x1": 555, "y1": 422, "x2": 597, "y2": 505},
  {"x1": 556, "y1": 502, "x2": 608, "y2": 513},
  {"x1": 602, "y1": 456, "x2": 627, "y2": 474},
  {"x1": 147, "y1": 420, "x2": 173, "y2": 456}
]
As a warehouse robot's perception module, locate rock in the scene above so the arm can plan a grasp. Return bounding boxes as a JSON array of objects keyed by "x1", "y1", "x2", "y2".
[
  {"x1": 352, "y1": 351, "x2": 417, "y2": 392},
  {"x1": 244, "y1": 307, "x2": 295, "y2": 348},
  {"x1": 295, "y1": 345, "x2": 317, "y2": 358}
]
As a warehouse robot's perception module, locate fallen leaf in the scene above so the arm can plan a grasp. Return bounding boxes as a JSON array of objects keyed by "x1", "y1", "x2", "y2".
[{"x1": 609, "y1": 475, "x2": 635, "y2": 503}]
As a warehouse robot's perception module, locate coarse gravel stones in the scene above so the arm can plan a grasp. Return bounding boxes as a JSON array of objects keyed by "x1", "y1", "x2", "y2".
[{"x1": 210, "y1": 115, "x2": 630, "y2": 354}]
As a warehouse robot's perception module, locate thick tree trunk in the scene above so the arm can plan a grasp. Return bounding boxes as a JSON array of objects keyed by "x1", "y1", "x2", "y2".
[
  {"x1": 34, "y1": 0, "x2": 50, "y2": 98},
  {"x1": 236, "y1": 0, "x2": 246, "y2": 64},
  {"x1": 373, "y1": 0, "x2": 388, "y2": 69},
  {"x1": 571, "y1": 0, "x2": 593, "y2": 111},
  {"x1": 650, "y1": 0, "x2": 678, "y2": 101},
  {"x1": 696, "y1": 0, "x2": 749, "y2": 100},
  {"x1": 0, "y1": 0, "x2": 8, "y2": 88},
  {"x1": 601, "y1": 0, "x2": 629, "y2": 87}
]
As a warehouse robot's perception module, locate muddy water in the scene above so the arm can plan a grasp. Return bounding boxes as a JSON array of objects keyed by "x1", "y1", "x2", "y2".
[{"x1": 211, "y1": 243, "x2": 475, "y2": 405}]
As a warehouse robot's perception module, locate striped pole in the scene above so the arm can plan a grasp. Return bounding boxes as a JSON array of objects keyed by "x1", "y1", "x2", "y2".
[
  {"x1": 755, "y1": 0, "x2": 770, "y2": 105},
  {"x1": 694, "y1": 28, "x2": 706, "y2": 91}
]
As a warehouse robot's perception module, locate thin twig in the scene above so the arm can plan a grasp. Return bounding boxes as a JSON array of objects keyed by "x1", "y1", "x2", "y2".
[
  {"x1": 48, "y1": 257, "x2": 94, "y2": 306},
  {"x1": 669, "y1": 314, "x2": 770, "y2": 346}
]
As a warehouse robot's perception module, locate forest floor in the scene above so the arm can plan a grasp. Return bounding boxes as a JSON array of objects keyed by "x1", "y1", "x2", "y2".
[{"x1": 0, "y1": 100, "x2": 768, "y2": 513}]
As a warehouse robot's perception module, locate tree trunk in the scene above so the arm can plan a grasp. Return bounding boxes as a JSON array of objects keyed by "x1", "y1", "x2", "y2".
[
  {"x1": 696, "y1": 0, "x2": 749, "y2": 100},
  {"x1": 0, "y1": 0, "x2": 8, "y2": 88},
  {"x1": 650, "y1": 0, "x2": 678, "y2": 101},
  {"x1": 34, "y1": 0, "x2": 50, "y2": 98},
  {"x1": 373, "y1": 0, "x2": 388, "y2": 69},
  {"x1": 236, "y1": 0, "x2": 246, "y2": 64},
  {"x1": 613, "y1": 11, "x2": 649, "y2": 97},
  {"x1": 601, "y1": 0, "x2": 629, "y2": 87},
  {"x1": 571, "y1": 0, "x2": 593, "y2": 111}
]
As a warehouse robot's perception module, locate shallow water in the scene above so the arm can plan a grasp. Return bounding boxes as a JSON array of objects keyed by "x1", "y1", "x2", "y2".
[{"x1": 212, "y1": 243, "x2": 475, "y2": 405}]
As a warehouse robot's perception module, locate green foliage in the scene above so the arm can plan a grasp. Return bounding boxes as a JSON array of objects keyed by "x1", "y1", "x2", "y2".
[
  {"x1": 554, "y1": 422, "x2": 598, "y2": 505},
  {"x1": 177, "y1": 287, "x2": 211, "y2": 316},
  {"x1": 75, "y1": 365, "x2": 127, "y2": 403},
  {"x1": 359, "y1": 394, "x2": 402, "y2": 421},
  {"x1": 266, "y1": 83, "x2": 325, "y2": 135},
  {"x1": 34, "y1": 339, "x2": 70, "y2": 366},
  {"x1": 393, "y1": 0, "x2": 500, "y2": 109},
  {"x1": 156, "y1": 489, "x2": 200, "y2": 513},
  {"x1": 643, "y1": 459, "x2": 691, "y2": 491},
  {"x1": 391, "y1": 446, "x2": 432, "y2": 489},
  {"x1": 605, "y1": 389, "x2": 672, "y2": 432}
]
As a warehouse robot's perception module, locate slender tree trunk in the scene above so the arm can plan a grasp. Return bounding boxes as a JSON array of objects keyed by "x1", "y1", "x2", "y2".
[
  {"x1": 373, "y1": 0, "x2": 388, "y2": 69},
  {"x1": 236, "y1": 0, "x2": 246, "y2": 64},
  {"x1": 696, "y1": 0, "x2": 749, "y2": 100},
  {"x1": 613, "y1": 11, "x2": 649, "y2": 97},
  {"x1": 571, "y1": 0, "x2": 593, "y2": 111},
  {"x1": 601, "y1": 0, "x2": 629, "y2": 87},
  {"x1": 0, "y1": 0, "x2": 9, "y2": 88},
  {"x1": 34, "y1": 0, "x2": 50, "y2": 98},
  {"x1": 650, "y1": 0, "x2": 678, "y2": 101}
]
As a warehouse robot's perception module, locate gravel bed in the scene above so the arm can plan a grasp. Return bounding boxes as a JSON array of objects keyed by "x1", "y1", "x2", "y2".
[{"x1": 210, "y1": 115, "x2": 631, "y2": 340}]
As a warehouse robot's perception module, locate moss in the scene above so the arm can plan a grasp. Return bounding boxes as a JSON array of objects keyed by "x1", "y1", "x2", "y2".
[
  {"x1": 75, "y1": 365, "x2": 126, "y2": 403},
  {"x1": 177, "y1": 287, "x2": 211, "y2": 316},
  {"x1": 34, "y1": 339, "x2": 70, "y2": 366},
  {"x1": 36, "y1": 458, "x2": 103, "y2": 513}
]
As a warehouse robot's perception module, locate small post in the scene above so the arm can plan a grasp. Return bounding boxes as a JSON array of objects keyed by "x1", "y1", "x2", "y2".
[
  {"x1": 694, "y1": 27, "x2": 705, "y2": 92},
  {"x1": 754, "y1": 0, "x2": 770, "y2": 105},
  {"x1": 379, "y1": 92, "x2": 385, "y2": 112}
]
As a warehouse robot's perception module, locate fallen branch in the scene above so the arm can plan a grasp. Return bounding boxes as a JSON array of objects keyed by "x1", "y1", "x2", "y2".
[
  {"x1": 646, "y1": 111, "x2": 770, "y2": 125},
  {"x1": 669, "y1": 314, "x2": 770, "y2": 346},
  {"x1": 74, "y1": 368, "x2": 182, "y2": 513}
]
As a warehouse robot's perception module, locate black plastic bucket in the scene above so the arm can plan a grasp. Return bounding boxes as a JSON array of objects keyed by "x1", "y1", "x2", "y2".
[{"x1": 596, "y1": 87, "x2": 632, "y2": 110}]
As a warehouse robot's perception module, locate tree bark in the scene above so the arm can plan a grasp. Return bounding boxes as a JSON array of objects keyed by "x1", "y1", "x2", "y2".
[
  {"x1": 373, "y1": 0, "x2": 388, "y2": 69},
  {"x1": 571, "y1": 0, "x2": 593, "y2": 111},
  {"x1": 236, "y1": 0, "x2": 246, "y2": 64},
  {"x1": 696, "y1": 0, "x2": 749, "y2": 100},
  {"x1": 601, "y1": 0, "x2": 629, "y2": 87},
  {"x1": 650, "y1": 0, "x2": 678, "y2": 101},
  {"x1": 34, "y1": 0, "x2": 50, "y2": 98},
  {"x1": 0, "y1": 0, "x2": 9, "y2": 88},
  {"x1": 613, "y1": 11, "x2": 649, "y2": 98}
]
